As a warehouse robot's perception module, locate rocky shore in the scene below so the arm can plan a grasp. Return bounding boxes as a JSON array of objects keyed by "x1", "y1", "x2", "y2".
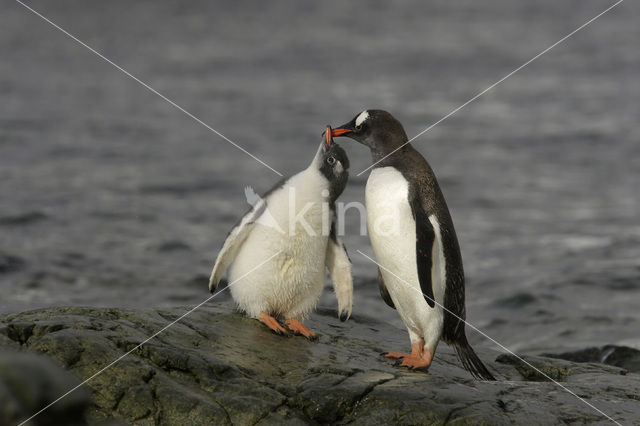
[{"x1": 1, "y1": 303, "x2": 639, "y2": 425}]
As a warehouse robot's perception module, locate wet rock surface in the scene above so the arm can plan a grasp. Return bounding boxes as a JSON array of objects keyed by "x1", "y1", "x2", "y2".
[
  {"x1": 1, "y1": 303, "x2": 639, "y2": 425},
  {"x1": 544, "y1": 345, "x2": 640, "y2": 374},
  {"x1": 0, "y1": 349, "x2": 90, "y2": 426}
]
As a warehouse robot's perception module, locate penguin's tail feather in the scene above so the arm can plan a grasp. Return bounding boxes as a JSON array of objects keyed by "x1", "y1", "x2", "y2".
[{"x1": 453, "y1": 336, "x2": 496, "y2": 381}]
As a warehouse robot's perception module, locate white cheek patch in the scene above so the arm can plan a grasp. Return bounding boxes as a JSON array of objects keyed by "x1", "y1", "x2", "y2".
[
  {"x1": 334, "y1": 162, "x2": 344, "y2": 175},
  {"x1": 355, "y1": 110, "x2": 369, "y2": 127}
]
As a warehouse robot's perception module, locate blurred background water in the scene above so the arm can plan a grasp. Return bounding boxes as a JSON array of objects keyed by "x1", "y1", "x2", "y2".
[{"x1": 1, "y1": 0, "x2": 638, "y2": 354}]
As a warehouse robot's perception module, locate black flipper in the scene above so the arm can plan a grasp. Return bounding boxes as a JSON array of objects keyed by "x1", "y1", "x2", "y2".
[
  {"x1": 409, "y1": 195, "x2": 436, "y2": 308},
  {"x1": 377, "y1": 267, "x2": 395, "y2": 309}
]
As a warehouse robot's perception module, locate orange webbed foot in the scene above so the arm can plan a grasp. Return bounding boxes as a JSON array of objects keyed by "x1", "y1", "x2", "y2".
[
  {"x1": 382, "y1": 351, "x2": 411, "y2": 360},
  {"x1": 258, "y1": 312, "x2": 289, "y2": 336},
  {"x1": 398, "y1": 356, "x2": 432, "y2": 370},
  {"x1": 285, "y1": 318, "x2": 317, "y2": 341},
  {"x1": 384, "y1": 341, "x2": 434, "y2": 371}
]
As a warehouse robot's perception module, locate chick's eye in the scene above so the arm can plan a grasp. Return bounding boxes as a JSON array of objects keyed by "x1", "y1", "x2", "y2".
[{"x1": 327, "y1": 156, "x2": 336, "y2": 165}]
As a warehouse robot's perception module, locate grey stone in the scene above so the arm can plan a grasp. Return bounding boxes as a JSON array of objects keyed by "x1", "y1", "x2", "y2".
[
  {"x1": 1, "y1": 304, "x2": 639, "y2": 425},
  {"x1": 0, "y1": 349, "x2": 90, "y2": 425},
  {"x1": 544, "y1": 345, "x2": 640, "y2": 373}
]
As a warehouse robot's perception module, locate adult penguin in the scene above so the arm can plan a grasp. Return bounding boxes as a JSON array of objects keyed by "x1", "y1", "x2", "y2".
[{"x1": 331, "y1": 110, "x2": 495, "y2": 380}]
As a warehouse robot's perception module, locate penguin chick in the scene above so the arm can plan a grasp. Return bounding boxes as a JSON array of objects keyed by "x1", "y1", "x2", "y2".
[{"x1": 209, "y1": 136, "x2": 352, "y2": 339}]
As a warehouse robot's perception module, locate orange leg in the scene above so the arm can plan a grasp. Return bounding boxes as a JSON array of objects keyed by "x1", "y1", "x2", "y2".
[
  {"x1": 285, "y1": 318, "x2": 317, "y2": 341},
  {"x1": 258, "y1": 312, "x2": 289, "y2": 336}
]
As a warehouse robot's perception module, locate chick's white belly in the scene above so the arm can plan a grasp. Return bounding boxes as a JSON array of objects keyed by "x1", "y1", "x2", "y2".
[{"x1": 228, "y1": 223, "x2": 327, "y2": 319}]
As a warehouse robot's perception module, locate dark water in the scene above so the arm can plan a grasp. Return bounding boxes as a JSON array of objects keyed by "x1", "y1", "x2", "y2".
[{"x1": 1, "y1": 0, "x2": 639, "y2": 355}]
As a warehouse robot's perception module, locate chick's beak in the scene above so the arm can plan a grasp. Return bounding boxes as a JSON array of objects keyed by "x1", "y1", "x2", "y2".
[{"x1": 324, "y1": 125, "x2": 333, "y2": 147}]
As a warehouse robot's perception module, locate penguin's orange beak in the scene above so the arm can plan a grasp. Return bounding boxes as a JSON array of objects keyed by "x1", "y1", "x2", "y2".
[
  {"x1": 331, "y1": 128, "x2": 352, "y2": 137},
  {"x1": 324, "y1": 125, "x2": 333, "y2": 147}
]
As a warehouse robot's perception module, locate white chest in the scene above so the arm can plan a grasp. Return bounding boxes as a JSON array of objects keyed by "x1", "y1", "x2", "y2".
[
  {"x1": 365, "y1": 168, "x2": 416, "y2": 272},
  {"x1": 365, "y1": 167, "x2": 413, "y2": 242},
  {"x1": 265, "y1": 168, "x2": 329, "y2": 237},
  {"x1": 365, "y1": 167, "x2": 447, "y2": 319}
]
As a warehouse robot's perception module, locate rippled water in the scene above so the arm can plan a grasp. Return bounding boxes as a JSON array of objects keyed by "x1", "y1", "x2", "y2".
[{"x1": 1, "y1": 0, "x2": 639, "y2": 355}]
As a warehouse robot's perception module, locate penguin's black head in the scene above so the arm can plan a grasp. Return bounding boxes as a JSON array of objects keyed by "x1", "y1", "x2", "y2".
[
  {"x1": 314, "y1": 138, "x2": 350, "y2": 203},
  {"x1": 331, "y1": 109, "x2": 408, "y2": 154}
]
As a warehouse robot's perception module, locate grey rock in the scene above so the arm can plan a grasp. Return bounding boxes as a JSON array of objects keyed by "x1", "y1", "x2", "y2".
[
  {"x1": 544, "y1": 345, "x2": 640, "y2": 373},
  {"x1": 0, "y1": 349, "x2": 90, "y2": 425},
  {"x1": 1, "y1": 304, "x2": 639, "y2": 425}
]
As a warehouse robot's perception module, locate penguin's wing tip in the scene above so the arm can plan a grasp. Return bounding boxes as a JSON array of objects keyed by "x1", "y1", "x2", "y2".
[
  {"x1": 208, "y1": 273, "x2": 219, "y2": 293},
  {"x1": 339, "y1": 310, "x2": 351, "y2": 322}
]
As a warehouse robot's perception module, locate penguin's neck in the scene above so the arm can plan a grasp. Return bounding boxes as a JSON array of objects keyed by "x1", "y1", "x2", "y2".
[{"x1": 369, "y1": 137, "x2": 412, "y2": 167}]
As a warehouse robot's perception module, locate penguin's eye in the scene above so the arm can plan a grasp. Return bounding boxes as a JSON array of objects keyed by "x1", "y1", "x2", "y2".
[
  {"x1": 355, "y1": 123, "x2": 362, "y2": 131},
  {"x1": 326, "y1": 156, "x2": 336, "y2": 165}
]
